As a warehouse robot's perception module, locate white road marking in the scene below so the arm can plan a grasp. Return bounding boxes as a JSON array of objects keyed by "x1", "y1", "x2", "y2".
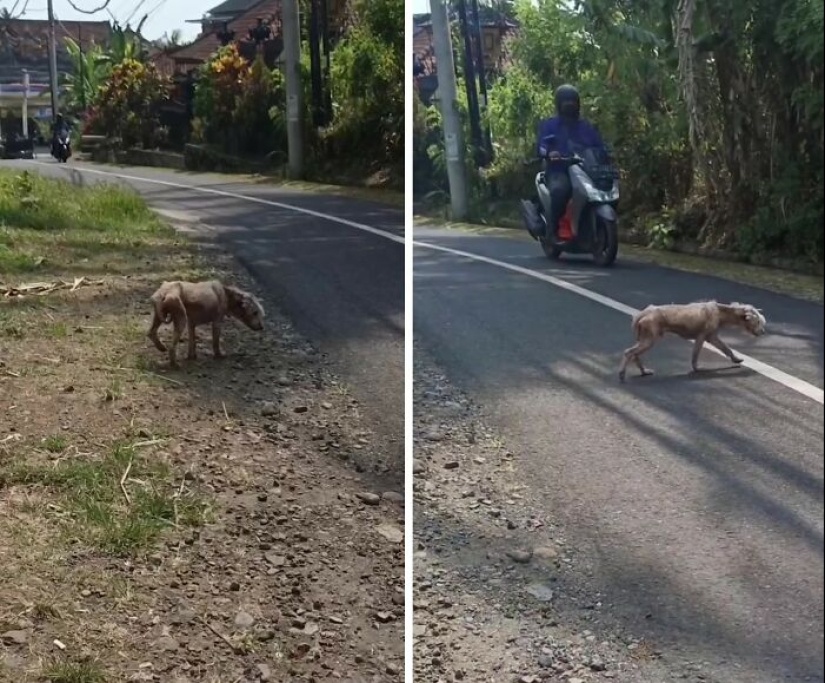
[
  {"x1": 32, "y1": 161, "x2": 405, "y2": 245},
  {"x1": 413, "y1": 239, "x2": 825, "y2": 405}
]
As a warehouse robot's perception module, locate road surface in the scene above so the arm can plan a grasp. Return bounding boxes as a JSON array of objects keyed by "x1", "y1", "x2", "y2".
[
  {"x1": 2, "y1": 158, "x2": 405, "y2": 484},
  {"x1": 414, "y1": 223, "x2": 824, "y2": 682}
]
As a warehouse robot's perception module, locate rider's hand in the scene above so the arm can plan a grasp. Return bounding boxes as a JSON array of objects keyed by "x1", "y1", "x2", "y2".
[{"x1": 547, "y1": 151, "x2": 562, "y2": 160}]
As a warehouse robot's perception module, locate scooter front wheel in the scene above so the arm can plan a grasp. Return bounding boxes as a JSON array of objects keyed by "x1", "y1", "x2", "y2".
[{"x1": 592, "y1": 218, "x2": 618, "y2": 267}]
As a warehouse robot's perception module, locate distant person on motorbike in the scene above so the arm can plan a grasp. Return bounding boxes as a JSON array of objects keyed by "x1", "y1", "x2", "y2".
[
  {"x1": 535, "y1": 84, "x2": 605, "y2": 237},
  {"x1": 51, "y1": 113, "x2": 70, "y2": 157}
]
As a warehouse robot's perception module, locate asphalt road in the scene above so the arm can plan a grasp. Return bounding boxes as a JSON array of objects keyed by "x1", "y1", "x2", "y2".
[
  {"x1": 414, "y1": 224, "x2": 824, "y2": 682},
  {"x1": 2, "y1": 158, "x2": 404, "y2": 483}
]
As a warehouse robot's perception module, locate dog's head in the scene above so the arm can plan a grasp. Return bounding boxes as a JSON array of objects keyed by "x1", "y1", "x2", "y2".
[
  {"x1": 732, "y1": 303, "x2": 767, "y2": 336},
  {"x1": 226, "y1": 286, "x2": 265, "y2": 331}
]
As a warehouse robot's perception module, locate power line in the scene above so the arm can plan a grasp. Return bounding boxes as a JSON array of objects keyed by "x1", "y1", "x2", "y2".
[
  {"x1": 123, "y1": 0, "x2": 146, "y2": 25},
  {"x1": 65, "y1": 0, "x2": 111, "y2": 14}
]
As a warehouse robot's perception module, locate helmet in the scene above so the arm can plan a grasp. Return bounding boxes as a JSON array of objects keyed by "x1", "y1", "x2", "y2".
[{"x1": 554, "y1": 84, "x2": 580, "y2": 119}]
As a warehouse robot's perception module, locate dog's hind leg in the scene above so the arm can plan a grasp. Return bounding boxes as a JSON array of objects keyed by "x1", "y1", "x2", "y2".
[
  {"x1": 619, "y1": 338, "x2": 655, "y2": 382},
  {"x1": 147, "y1": 311, "x2": 167, "y2": 353},
  {"x1": 708, "y1": 333, "x2": 744, "y2": 365},
  {"x1": 211, "y1": 322, "x2": 225, "y2": 359},
  {"x1": 162, "y1": 294, "x2": 188, "y2": 368},
  {"x1": 187, "y1": 320, "x2": 198, "y2": 360}
]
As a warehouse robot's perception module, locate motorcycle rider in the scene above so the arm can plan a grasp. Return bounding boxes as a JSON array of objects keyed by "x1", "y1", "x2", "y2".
[
  {"x1": 535, "y1": 84, "x2": 605, "y2": 237},
  {"x1": 51, "y1": 113, "x2": 70, "y2": 158}
]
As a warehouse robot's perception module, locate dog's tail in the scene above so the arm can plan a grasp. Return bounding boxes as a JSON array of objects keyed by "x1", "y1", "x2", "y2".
[{"x1": 631, "y1": 305, "x2": 654, "y2": 339}]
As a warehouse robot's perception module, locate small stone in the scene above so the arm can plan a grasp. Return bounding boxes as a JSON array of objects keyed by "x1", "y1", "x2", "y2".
[
  {"x1": 293, "y1": 405, "x2": 308, "y2": 414},
  {"x1": 525, "y1": 583, "x2": 554, "y2": 602},
  {"x1": 425, "y1": 430, "x2": 445, "y2": 442},
  {"x1": 1, "y1": 630, "x2": 27, "y2": 645},
  {"x1": 506, "y1": 548, "x2": 533, "y2": 564},
  {"x1": 382, "y1": 491, "x2": 404, "y2": 504},
  {"x1": 234, "y1": 611, "x2": 255, "y2": 628},
  {"x1": 356, "y1": 492, "x2": 381, "y2": 506},
  {"x1": 256, "y1": 663, "x2": 272, "y2": 681},
  {"x1": 589, "y1": 656, "x2": 607, "y2": 671},
  {"x1": 375, "y1": 523, "x2": 404, "y2": 544},
  {"x1": 156, "y1": 635, "x2": 179, "y2": 651},
  {"x1": 265, "y1": 553, "x2": 286, "y2": 567},
  {"x1": 533, "y1": 545, "x2": 560, "y2": 561},
  {"x1": 260, "y1": 402, "x2": 278, "y2": 417},
  {"x1": 443, "y1": 461, "x2": 459, "y2": 470},
  {"x1": 412, "y1": 460, "x2": 425, "y2": 475},
  {"x1": 375, "y1": 611, "x2": 394, "y2": 623}
]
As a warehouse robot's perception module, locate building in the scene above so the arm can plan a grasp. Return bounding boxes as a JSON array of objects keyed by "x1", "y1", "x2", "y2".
[
  {"x1": 412, "y1": 10, "x2": 517, "y2": 103},
  {"x1": 0, "y1": 17, "x2": 112, "y2": 118},
  {"x1": 0, "y1": 18, "x2": 112, "y2": 85},
  {"x1": 164, "y1": 0, "x2": 348, "y2": 75},
  {"x1": 164, "y1": 0, "x2": 282, "y2": 74}
]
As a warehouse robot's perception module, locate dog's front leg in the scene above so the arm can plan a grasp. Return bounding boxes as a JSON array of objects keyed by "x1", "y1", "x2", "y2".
[
  {"x1": 690, "y1": 335, "x2": 707, "y2": 372},
  {"x1": 708, "y1": 334, "x2": 743, "y2": 365},
  {"x1": 212, "y1": 322, "x2": 225, "y2": 359}
]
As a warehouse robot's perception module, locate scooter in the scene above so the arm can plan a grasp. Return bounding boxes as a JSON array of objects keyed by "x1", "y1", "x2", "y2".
[
  {"x1": 520, "y1": 134, "x2": 620, "y2": 267},
  {"x1": 53, "y1": 130, "x2": 72, "y2": 163}
]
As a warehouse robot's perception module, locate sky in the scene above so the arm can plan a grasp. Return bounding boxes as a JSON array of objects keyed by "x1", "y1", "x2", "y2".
[
  {"x1": 412, "y1": 0, "x2": 429, "y2": 14},
  {"x1": 2, "y1": 0, "x2": 202, "y2": 41}
]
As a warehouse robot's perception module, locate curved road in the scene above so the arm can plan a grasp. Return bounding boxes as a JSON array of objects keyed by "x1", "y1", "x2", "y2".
[
  {"x1": 5, "y1": 158, "x2": 405, "y2": 484},
  {"x1": 414, "y1": 223, "x2": 824, "y2": 682}
]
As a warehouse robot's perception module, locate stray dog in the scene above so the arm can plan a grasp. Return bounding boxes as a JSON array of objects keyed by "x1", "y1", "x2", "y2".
[
  {"x1": 147, "y1": 280, "x2": 265, "y2": 367},
  {"x1": 619, "y1": 301, "x2": 766, "y2": 381}
]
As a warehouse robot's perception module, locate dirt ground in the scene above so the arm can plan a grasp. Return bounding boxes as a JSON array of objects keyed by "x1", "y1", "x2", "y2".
[{"x1": 1, "y1": 230, "x2": 403, "y2": 682}]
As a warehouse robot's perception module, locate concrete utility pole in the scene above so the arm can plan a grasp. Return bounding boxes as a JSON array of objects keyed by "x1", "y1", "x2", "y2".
[
  {"x1": 47, "y1": 0, "x2": 60, "y2": 121},
  {"x1": 430, "y1": 0, "x2": 468, "y2": 219},
  {"x1": 282, "y1": 0, "x2": 304, "y2": 178}
]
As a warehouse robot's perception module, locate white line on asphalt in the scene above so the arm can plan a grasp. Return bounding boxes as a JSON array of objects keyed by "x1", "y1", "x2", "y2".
[
  {"x1": 33, "y1": 161, "x2": 405, "y2": 245},
  {"x1": 413, "y1": 239, "x2": 825, "y2": 405}
]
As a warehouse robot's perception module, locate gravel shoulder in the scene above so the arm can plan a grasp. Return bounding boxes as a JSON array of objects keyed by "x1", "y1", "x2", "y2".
[{"x1": 413, "y1": 344, "x2": 677, "y2": 683}]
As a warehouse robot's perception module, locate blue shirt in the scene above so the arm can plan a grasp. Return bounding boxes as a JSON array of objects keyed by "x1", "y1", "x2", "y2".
[{"x1": 536, "y1": 116, "x2": 604, "y2": 171}]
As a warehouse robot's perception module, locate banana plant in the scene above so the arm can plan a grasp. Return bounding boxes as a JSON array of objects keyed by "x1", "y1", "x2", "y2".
[{"x1": 61, "y1": 37, "x2": 111, "y2": 113}]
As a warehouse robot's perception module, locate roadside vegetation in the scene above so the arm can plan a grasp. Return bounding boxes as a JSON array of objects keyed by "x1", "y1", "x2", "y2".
[
  {"x1": 415, "y1": 0, "x2": 823, "y2": 270},
  {"x1": 64, "y1": 0, "x2": 403, "y2": 191}
]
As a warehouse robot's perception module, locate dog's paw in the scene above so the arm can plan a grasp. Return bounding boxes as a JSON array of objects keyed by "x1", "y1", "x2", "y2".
[{"x1": 640, "y1": 369, "x2": 655, "y2": 377}]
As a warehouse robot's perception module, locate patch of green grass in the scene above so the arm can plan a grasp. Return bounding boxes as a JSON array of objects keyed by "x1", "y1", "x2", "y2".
[
  {"x1": 43, "y1": 659, "x2": 107, "y2": 683},
  {"x1": 103, "y1": 377, "x2": 123, "y2": 401},
  {"x1": 42, "y1": 434, "x2": 68, "y2": 453},
  {"x1": 46, "y1": 321, "x2": 69, "y2": 338},
  {"x1": 1, "y1": 440, "x2": 208, "y2": 555},
  {"x1": 0, "y1": 169, "x2": 181, "y2": 280}
]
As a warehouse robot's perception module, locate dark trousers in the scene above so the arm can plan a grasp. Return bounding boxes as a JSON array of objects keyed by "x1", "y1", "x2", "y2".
[{"x1": 546, "y1": 171, "x2": 572, "y2": 234}]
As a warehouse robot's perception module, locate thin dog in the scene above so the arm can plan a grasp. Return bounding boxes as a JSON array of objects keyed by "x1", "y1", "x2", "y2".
[
  {"x1": 619, "y1": 301, "x2": 766, "y2": 381},
  {"x1": 147, "y1": 280, "x2": 265, "y2": 368}
]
